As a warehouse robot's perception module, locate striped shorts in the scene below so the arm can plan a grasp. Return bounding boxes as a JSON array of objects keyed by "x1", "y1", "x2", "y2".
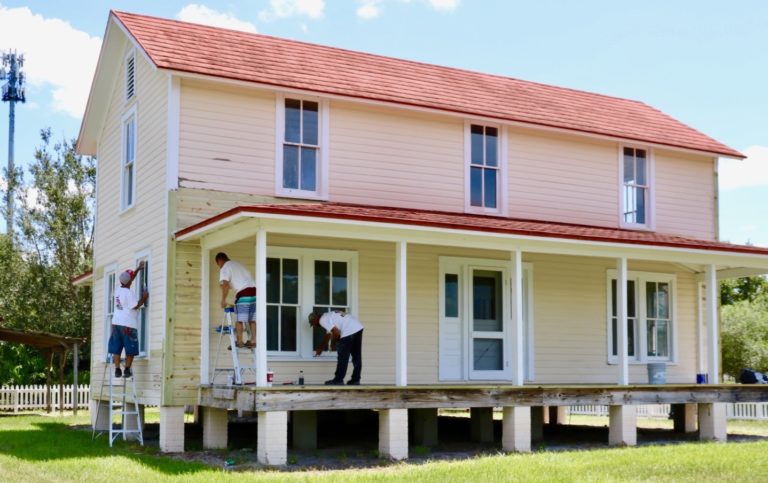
[{"x1": 235, "y1": 296, "x2": 256, "y2": 323}]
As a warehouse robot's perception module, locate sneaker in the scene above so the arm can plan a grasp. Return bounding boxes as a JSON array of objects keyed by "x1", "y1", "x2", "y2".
[
  {"x1": 114, "y1": 367, "x2": 122, "y2": 378},
  {"x1": 346, "y1": 380, "x2": 360, "y2": 386},
  {"x1": 324, "y1": 379, "x2": 344, "y2": 385},
  {"x1": 123, "y1": 367, "x2": 133, "y2": 378}
]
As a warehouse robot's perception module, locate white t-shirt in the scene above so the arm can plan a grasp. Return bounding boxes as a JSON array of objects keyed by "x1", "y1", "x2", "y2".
[
  {"x1": 319, "y1": 311, "x2": 363, "y2": 338},
  {"x1": 113, "y1": 286, "x2": 139, "y2": 329},
  {"x1": 219, "y1": 260, "x2": 256, "y2": 293}
]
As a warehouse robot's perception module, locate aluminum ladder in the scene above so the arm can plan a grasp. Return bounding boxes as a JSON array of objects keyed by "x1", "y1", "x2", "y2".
[
  {"x1": 92, "y1": 357, "x2": 144, "y2": 447},
  {"x1": 211, "y1": 306, "x2": 258, "y2": 385}
]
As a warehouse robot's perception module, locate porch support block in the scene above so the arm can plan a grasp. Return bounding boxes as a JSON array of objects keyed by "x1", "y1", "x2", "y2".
[
  {"x1": 502, "y1": 406, "x2": 531, "y2": 452},
  {"x1": 531, "y1": 406, "x2": 545, "y2": 441},
  {"x1": 608, "y1": 405, "x2": 636, "y2": 446},
  {"x1": 548, "y1": 406, "x2": 567, "y2": 425},
  {"x1": 292, "y1": 410, "x2": 317, "y2": 450},
  {"x1": 203, "y1": 407, "x2": 228, "y2": 449},
  {"x1": 698, "y1": 403, "x2": 727, "y2": 442},
  {"x1": 92, "y1": 399, "x2": 111, "y2": 431},
  {"x1": 470, "y1": 407, "x2": 494, "y2": 443},
  {"x1": 159, "y1": 406, "x2": 185, "y2": 453},
  {"x1": 379, "y1": 408, "x2": 409, "y2": 460},
  {"x1": 412, "y1": 408, "x2": 438, "y2": 447},
  {"x1": 258, "y1": 410, "x2": 288, "y2": 465},
  {"x1": 672, "y1": 403, "x2": 697, "y2": 433},
  {"x1": 124, "y1": 404, "x2": 145, "y2": 442}
]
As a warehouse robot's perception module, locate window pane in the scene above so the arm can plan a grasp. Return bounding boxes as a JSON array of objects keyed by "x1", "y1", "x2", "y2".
[
  {"x1": 125, "y1": 166, "x2": 134, "y2": 206},
  {"x1": 611, "y1": 317, "x2": 617, "y2": 356},
  {"x1": 658, "y1": 282, "x2": 669, "y2": 319},
  {"x1": 657, "y1": 321, "x2": 669, "y2": 357},
  {"x1": 624, "y1": 151, "x2": 634, "y2": 183},
  {"x1": 623, "y1": 185, "x2": 635, "y2": 223},
  {"x1": 627, "y1": 280, "x2": 636, "y2": 317},
  {"x1": 647, "y1": 320, "x2": 660, "y2": 357},
  {"x1": 636, "y1": 187, "x2": 646, "y2": 224},
  {"x1": 473, "y1": 339, "x2": 503, "y2": 371},
  {"x1": 485, "y1": 127, "x2": 498, "y2": 167},
  {"x1": 636, "y1": 155, "x2": 647, "y2": 185},
  {"x1": 285, "y1": 99, "x2": 301, "y2": 143},
  {"x1": 471, "y1": 125, "x2": 484, "y2": 165},
  {"x1": 312, "y1": 306, "x2": 331, "y2": 351},
  {"x1": 267, "y1": 305, "x2": 279, "y2": 351},
  {"x1": 470, "y1": 166, "x2": 483, "y2": 207},
  {"x1": 483, "y1": 168, "x2": 497, "y2": 209},
  {"x1": 332, "y1": 262, "x2": 348, "y2": 306},
  {"x1": 280, "y1": 306, "x2": 297, "y2": 351},
  {"x1": 445, "y1": 273, "x2": 459, "y2": 317},
  {"x1": 282, "y1": 259, "x2": 299, "y2": 304},
  {"x1": 314, "y1": 261, "x2": 330, "y2": 305},
  {"x1": 303, "y1": 101, "x2": 319, "y2": 145},
  {"x1": 473, "y1": 270, "x2": 502, "y2": 332},
  {"x1": 628, "y1": 319, "x2": 636, "y2": 356},
  {"x1": 300, "y1": 147, "x2": 317, "y2": 192},
  {"x1": 646, "y1": 282, "x2": 657, "y2": 318},
  {"x1": 266, "y1": 258, "x2": 281, "y2": 304},
  {"x1": 283, "y1": 145, "x2": 299, "y2": 189}
]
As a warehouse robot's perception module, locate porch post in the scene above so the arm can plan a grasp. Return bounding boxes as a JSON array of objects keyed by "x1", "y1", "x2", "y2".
[
  {"x1": 705, "y1": 264, "x2": 719, "y2": 384},
  {"x1": 616, "y1": 257, "x2": 629, "y2": 385},
  {"x1": 255, "y1": 228, "x2": 268, "y2": 387},
  {"x1": 395, "y1": 241, "x2": 407, "y2": 386},
  {"x1": 511, "y1": 248, "x2": 524, "y2": 385},
  {"x1": 200, "y1": 246, "x2": 210, "y2": 384}
]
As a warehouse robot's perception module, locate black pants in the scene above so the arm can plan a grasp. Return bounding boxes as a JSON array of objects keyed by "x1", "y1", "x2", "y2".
[{"x1": 334, "y1": 329, "x2": 363, "y2": 383}]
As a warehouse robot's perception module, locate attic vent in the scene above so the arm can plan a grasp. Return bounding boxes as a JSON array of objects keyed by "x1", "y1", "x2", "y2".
[{"x1": 125, "y1": 53, "x2": 135, "y2": 101}]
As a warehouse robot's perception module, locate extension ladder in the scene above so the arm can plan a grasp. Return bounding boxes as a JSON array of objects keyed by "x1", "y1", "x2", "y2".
[
  {"x1": 92, "y1": 357, "x2": 144, "y2": 447},
  {"x1": 211, "y1": 306, "x2": 258, "y2": 385}
]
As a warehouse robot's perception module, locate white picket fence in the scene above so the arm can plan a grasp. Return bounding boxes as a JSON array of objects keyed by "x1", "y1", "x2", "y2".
[
  {"x1": 569, "y1": 403, "x2": 768, "y2": 421},
  {"x1": 0, "y1": 385, "x2": 90, "y2": 413}
]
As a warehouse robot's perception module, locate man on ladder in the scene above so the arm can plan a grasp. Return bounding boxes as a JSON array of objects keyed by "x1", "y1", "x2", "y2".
[
  {"x1": 109, "y1": 262, "x2": 147, "y2": 378},
  {"x1": 215, "y1": 252, "x2": 257, "y2": 348}
]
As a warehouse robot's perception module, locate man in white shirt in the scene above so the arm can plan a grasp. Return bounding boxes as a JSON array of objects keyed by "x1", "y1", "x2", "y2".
[
  {"x1": 308, "y1": 310, "x2": 364, "y2": 385},
  {"x1": 108, "y1": 261, "x2": 148, "y2": 378},
  {"x1": 216, "y1": 252, "x2": 257, "y2": 349}
]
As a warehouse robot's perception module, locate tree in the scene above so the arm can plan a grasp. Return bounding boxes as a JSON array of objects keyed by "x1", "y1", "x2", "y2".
[
  {"x1": 721, "y1": 294, "x2": 768, "y2": 378},
  {"x1": 721, "y1": 275, "x2": 768, "y2": 306}
]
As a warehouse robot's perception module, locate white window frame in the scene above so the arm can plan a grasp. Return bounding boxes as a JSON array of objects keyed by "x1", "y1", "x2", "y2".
[
  {"x1": 275, "y1": 93, "x2": 329, "y2": 200},
  {"x1": 120, "y1": 105, "x2": 138, "y2": 213},
  {"x1": 606, "y1": 269, "x2": 677, "y2": 364},
  {"x1": 124, "y1": 49, "x2": 136, "y2": 103},
  {"x1": 618, "y1": 145, "x2": 655, "y2": 230},
  {"x1": 266, "y1": 247, "x2": 358, "y2": 360},
  {"x1": 102, "y1": 263, "x2": 117, "y2": 360},
  {"x1": 134, "y1": 248, "x2": 151, "y2": 359},
  {"x1": 464, "y1": 120, "x2": 508, "y2": 216}
]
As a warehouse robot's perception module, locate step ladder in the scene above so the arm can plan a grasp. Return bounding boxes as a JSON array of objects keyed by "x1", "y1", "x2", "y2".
[
  {"x1": 92, "y1": 357, "x2": 144, "y2": 447},
  {"x1": 211, "y1": 306, "x2": 259, "y2": 385}
]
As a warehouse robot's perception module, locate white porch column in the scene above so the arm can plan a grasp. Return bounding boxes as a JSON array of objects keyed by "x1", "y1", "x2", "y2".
[
  {"x1": 255, "y1": 228, "x2": 268, "y2": 387},
  {"x1": 395, "y1": 241, "x2": 408, "y2": 386},
  {"x1": 616, "y1": 257, "x2": 629, "y2": 386},
  {"x1": 257, "y1": 410, "x2": 288, "y2": 465},
  {"x1": 511, "y1": 248, "x2": 524, "y2": 385},
  {"x1": 379, "y1": 408, "x2": 409, "y2": 460},
  {"x1": 200, "y1": 247, "x2": 210, "y2": 384},
  {"x1": 705, "y1": 264, "x2": 719, "y2": 384}
]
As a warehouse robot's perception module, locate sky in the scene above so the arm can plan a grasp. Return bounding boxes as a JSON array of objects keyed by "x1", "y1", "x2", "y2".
[{"x1": 0, "y1": 0, "x2": 766, "y2": 245}]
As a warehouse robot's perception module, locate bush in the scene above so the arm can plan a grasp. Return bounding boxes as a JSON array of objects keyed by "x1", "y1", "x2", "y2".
[{"x1": 721, "y1": 295, "x2": 768, "y2": 378}]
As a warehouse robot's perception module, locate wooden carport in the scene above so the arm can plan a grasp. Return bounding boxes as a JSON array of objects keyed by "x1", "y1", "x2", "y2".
[{"x1": 0, "y1": 327, "x2": 86, "y2": 414}]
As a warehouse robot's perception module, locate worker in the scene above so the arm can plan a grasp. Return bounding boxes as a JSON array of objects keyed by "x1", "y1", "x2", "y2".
[
  {"x1": 215, "y1": 252, "x2": 256, "y2": 349},
  {"x1": 108, "y1": 261, "x2": 147, "y2": 378},
  {"x1": 308, "y1": 310, "x2": 364, "y2": 385}
]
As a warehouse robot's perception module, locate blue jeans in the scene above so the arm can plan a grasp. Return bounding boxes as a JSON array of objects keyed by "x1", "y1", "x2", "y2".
[{"x1": 334, "y1": 329, "x2": 363, "y2": 383}]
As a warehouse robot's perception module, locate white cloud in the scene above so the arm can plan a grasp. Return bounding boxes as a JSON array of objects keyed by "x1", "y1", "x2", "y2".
[
  {"x1": 176, "y1": 4, "x2": 257, "y2": 33},
  {"x1": 719, "y1": 145, "x2": 768, "y2": 190},
  {"x1": 427, "y1": 0, "x2": 460, "y2": 11},
  {"x1": 0, "y1": 4, "x2": 101, "y2": 119},
  {"x1": 259, "y1": 0, "x2": 326, "y2": 21},
  {"x1": 356, "y1": 0, "x2": 460, "y2": 19},
  {"x1": 357, "y1": 0, "x2": 382, "y2": 19}
]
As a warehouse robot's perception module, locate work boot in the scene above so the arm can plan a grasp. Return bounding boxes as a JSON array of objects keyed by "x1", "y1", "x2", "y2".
[
  {"x1": 114, "y1": 367, "x2": 122, "y2": 378},
  {"x1": 124, "y1": 367, "x2": 133, "y2": 378}
]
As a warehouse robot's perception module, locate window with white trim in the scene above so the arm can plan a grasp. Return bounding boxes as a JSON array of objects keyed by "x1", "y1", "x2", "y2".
[
  {"x1": 621, "y1": 147, "x2": 650, "y2": 226},
  {"x1": 266, "y1": 257, "x2": 300, "y2": 354},
  {"x1": 103, "y1": 266, "x2": 117, "y2": 358},
  {"x1": 125, "y1": 52, "x2": 136, "y2": 101},
  {"x1": 465, "y1": 122, "x2": 506, "y2": 215},
  {"x1": 278, "y1": 97, "x2": 323, "y2": 197},
  {"x1": 134, "y1": 252, "x2": 150, "y2": 357},
  {"x1": 608, "y1": 271, "x2": 674, "y2": 362},
  {"x1": 121, "y1": 112, "x2": 136, "y2": 211}
]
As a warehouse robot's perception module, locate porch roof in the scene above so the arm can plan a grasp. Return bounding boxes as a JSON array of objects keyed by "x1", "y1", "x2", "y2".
[{"x1": 176, "y1": 202, "x2": 768, "y2": 257}]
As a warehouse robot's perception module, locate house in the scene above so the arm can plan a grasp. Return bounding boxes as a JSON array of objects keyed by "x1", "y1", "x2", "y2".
[{"x1": 77, "y1": 10, "x2": 768, "y2": 464}]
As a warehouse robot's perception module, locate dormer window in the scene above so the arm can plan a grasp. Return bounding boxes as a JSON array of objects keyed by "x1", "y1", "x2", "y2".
[{"x1": 125, "y1": 52, "x2": 135, "y2": 101}]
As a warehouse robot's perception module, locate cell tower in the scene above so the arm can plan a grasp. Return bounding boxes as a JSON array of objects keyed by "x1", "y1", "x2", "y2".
[{"x1": 0, "y1": 51, "x2": 26, "y2": 239}]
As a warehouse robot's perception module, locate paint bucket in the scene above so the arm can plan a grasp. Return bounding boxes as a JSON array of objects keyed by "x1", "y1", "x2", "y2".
[
  {"x1": 696, "y1": 373, "x2": 709, "y2": 384},
  {"x1": 267, "y1": 370, "x2": 274, "y2": 387},
  {"x1": 647, "y1": 363, "x2": 667, "y2": 384}
]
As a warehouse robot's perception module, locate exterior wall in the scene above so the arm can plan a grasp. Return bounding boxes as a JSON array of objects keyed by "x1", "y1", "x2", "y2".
[{"x1": 91, "y1": 47, "x2": 168, "y2": 405}]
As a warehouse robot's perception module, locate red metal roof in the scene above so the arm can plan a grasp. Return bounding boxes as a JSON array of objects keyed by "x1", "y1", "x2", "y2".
[
  {"x1": 175, "y1": 203, "x2": 768, "y2": 256},
  {"x1": 113, "y1": 11, "x2": 743, "y2": 159}
]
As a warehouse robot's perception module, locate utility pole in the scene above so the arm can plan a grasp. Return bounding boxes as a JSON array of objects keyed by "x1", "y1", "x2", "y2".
[{"x1": 1, "y1": 51, "x2": 26, "y2": 239}]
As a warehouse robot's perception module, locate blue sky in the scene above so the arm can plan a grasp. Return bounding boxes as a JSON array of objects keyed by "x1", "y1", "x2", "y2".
[{"x1": 0, "y1": 0, "x2": 766, "y2": 245}]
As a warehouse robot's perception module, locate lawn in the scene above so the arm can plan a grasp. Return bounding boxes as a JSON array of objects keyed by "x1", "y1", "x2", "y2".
[{"x1": 1, "y1": 412, "x2": 768, "y2": 482}]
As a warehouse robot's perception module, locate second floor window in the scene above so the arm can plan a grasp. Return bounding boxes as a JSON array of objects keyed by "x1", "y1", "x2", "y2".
[
  {"x1": 465, "y1": 123, "x2": 507, "y2": 214},
  {"x1": 121, "y1": 112, "x2": 136, "y2": 211},
  {"x1": 282, "y1": 98, "x2": 319, "y2": 194},
  {"x1": 622, "y1": 147, "x2": 649, "y2": 226}
]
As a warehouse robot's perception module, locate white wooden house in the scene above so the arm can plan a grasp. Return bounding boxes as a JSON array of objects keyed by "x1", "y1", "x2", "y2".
[{"x1": 77, "y1": 11, "x2": 768, "y2": 463}]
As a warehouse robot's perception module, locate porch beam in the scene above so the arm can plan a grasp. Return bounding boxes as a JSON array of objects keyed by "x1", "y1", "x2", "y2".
[
  {"x1": 511, "y1": 248, "x2": 524, "y2": 385},
  {"x1": 616, "y1": 257, "x2": 629, "y2": 386},
  {"x1": 255, "y1": 228, "x2": 268, "y2": 387},
  {"x1": 395, "y1": 241, "x2": 407, "y2": 386},
  {"x1": 705, "y1": 264, "x2": 719, "y2": 384}
]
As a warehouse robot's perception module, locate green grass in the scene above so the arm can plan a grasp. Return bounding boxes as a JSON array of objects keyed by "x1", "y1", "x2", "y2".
[{"x1": 1, "y1": 412, "x2": 768, "y2": 482}]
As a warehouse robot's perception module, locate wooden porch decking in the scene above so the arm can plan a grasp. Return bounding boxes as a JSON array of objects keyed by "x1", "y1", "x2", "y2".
[{"x1": 199, "y1": 383, "x2": 768, "y2": 412}]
